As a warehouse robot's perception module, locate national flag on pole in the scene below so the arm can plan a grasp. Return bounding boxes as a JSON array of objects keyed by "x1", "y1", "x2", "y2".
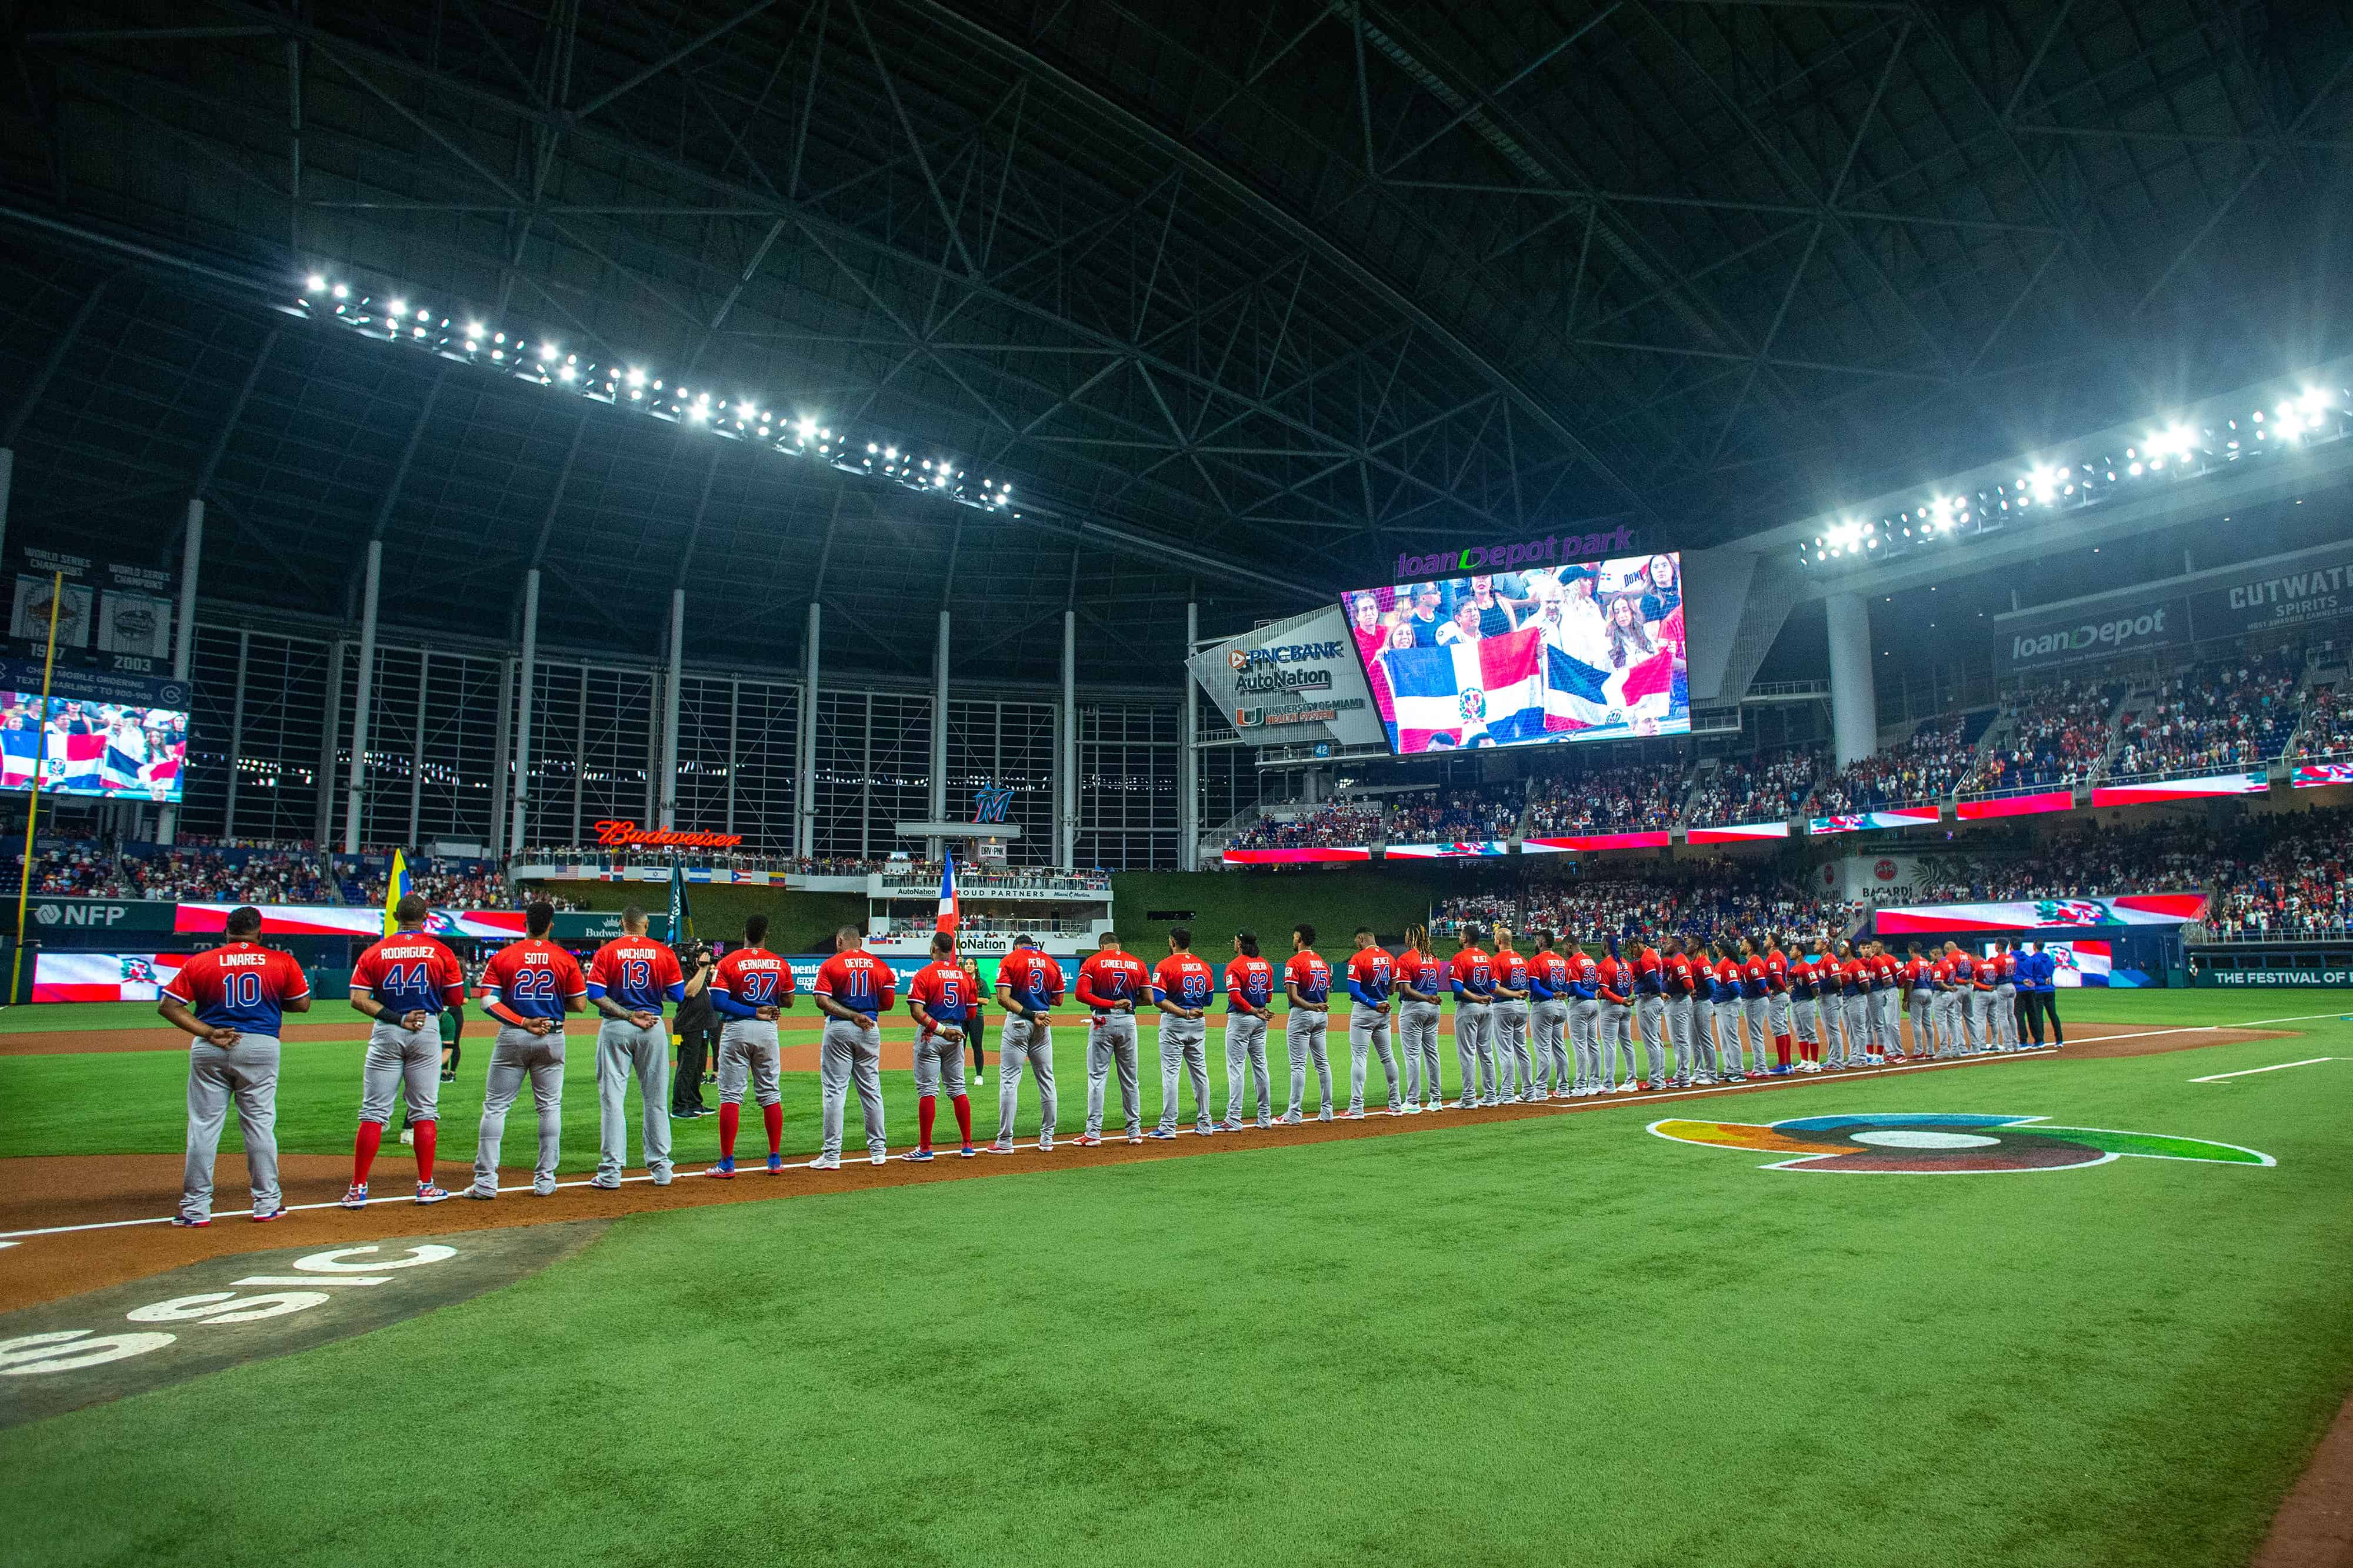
[
  {"x1": 1377, "y1": 628, "x2": 1551, "y2": 752},
  {"x1": 381, "y1": 848, "x2": 410, "y2": 938},
  {"x1": 667, "y1": 860, "x2": 694, "y2": 943},
  {"x1": 937, "y1": 853, "x2": 960, "y2": 935}
]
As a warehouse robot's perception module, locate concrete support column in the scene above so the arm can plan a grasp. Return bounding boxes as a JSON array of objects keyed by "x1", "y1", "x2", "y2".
[
  {"x1": 1061, "y1": 608, "x2": 1078, "y2": 870},
  {"x1": 928, "y1": 609, "x2": 949, "y2": 862},
  {"x1": 509, "y1": 569, "x2": 539, "y2": 855},
  {"x1": 489, "y1": 656, "x2": 514, "y2": 858},
  {"x1": 157, "y1": 497, "x2": 204, "y2": 845},
  {"x1": 406, "y1": 651, "x2": 429, "y2": 849},
  {"x1": 658, "y1": 587, "x2": 685, "y2": 829},
  {"x1": 1180, "y1": 598, "x2": 1199, "y2": 871},
  {"x1": 341, "y1": 539, "x2": 382, "y2": 853},
  {"x1": 1825, "y1": 589, "x2": 1879, "y2": 769},
  {"x1": 797, "y1": 602, "x2": 821, "y2": 859},
  {"x1": 221, "y1": 628, "x2": 250, "y2": 839}
]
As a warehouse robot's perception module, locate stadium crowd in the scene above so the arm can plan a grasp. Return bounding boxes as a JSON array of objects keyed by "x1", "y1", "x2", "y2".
[
  {"x1": 1387, "y1": 785, "x2": 1523, "y2": 843},
  {"x1": 2107, "y1": 653, "x2": 2301, "y2": 780},
  {"x1": 1810, "y1": 712, "x2": 1979, "y2": 813},
  {"x1": 1227, "y1": 799, "x2": 1384, "y2": 852},
  {"x1": 1684, "y1": 749, "x2": 1817, "y2": 827},
  {"x1": 2294, "y1": 683, "x2": 2353, "y2": 759},
  {"x1": 1968, "y1": 680, "x2": 2117, "y2": 794},
  {"x1": 1433, "y1": 863, "x2": 1841, "y2": 947},
  {"x1": 1525, "y1": 760, "x2": 1685, "y2": 835}
]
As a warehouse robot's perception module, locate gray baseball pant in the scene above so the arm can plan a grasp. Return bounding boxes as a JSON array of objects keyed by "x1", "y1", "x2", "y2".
[
  {"x1": 1348, "y1": 1003, "x2": 1402, "y2": 1113},
  {"x1": 1494, "y1": 1000, "x2": 1532, "y2": 1100},
  {"x1": 1694, "y1": 999, "x2": 1722, "y2": 1080},
  {"x1": 819, "y1": 1016, "x2": 887, "y2": 1158},
  {"x1": 715, "y1": 1019, "x2": 782, "y2": 1106},
  {"x1": 1532, "y1": 999, "x2": 1570, "y2": 1094},
  {"x1": 1286, "y1": 1010, "x2": 1333, "y2": 1118},
  {"x1": 1841, "y1": 995, "x2": 1871, "y2": 1065},
  {"x1": 1225, "y1": 1013, "x2": 1274, "y2": 1125},
  {"x1": 473, "y1": 1025, "x2": 564, "y2": 1194},
  {"x1": 913, "y1": 1025, "x2": 969, "y2": 1100},
  {"x1": 1877, "y1": 989, "x2": 1902, "y2": 1056},
  {"x1": 1569, "y1": 997, "x2": 1599, "y2": 1090},
  {"x1": 1968, "y1": 990, "x2": 1995, "y2": 1052},
  {"x1": 1598, "y1": 1000, "x2": 1633, "y2": 1087},
  {"x1": 1665, "y1": 994, "x2": 1697, "y2": 1083},
  {"x1": 180, "y1": 1033, "x2": 282, "y2": 1224},
  {"x1": 595, "y1": 1017, "x2": 672, "y2": 1181},
  {"x1": 1794, "y1": 996, "x2": 1819, "y2": 1066},
  {"x1": 1767, "y1": 993, "x2": 1794, "y2": 1071},
  {"x1": 1635, "y1": 993, "x2": 1669, "y2": 1087},
  {"x1": 1456, "y1": 1002, "x2": 1497, "y2": 1103},
  {"x1": 1160, "y1": 1014, "x2": 1214, "y2": 1132},
  {"x1": 1995, "y1": 982, "x2": 2018, "y2": 1047},
  {"x1": 1908, "y1": 990, "x2": 1934, "y2": 1059},
  {"x1": 995, "y1": 1015, "x2": 1055, "y2": 1143},
  {"x1": 1085, "y1": 1012, "x2": 1142, "y2": 1137},
  {"x1": 1742, "y1": 996, "x2": 1771, "y2": 1075},
  {"x1": 359, "y1": 1020, "x2": 441, "y2": 1126},
  {"x1": 1398, "y1": 1002, "x2": 1443, "y2": 1107}
]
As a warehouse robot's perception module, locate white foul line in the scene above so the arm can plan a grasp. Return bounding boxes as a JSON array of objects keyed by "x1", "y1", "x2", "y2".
[
  {"x1": 0, "y1": 1047, "x2": 2062, "y2": 1242},
  {"x1": 2189, "y1": 1057, "x2": 2337, "y2": 1083}
]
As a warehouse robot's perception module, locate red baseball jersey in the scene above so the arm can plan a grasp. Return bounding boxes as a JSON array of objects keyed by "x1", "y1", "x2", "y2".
[
  {"x1": 479, "y1": 938, "x2": 586, "y2": 1022},
  {"x1": 1665, "y1": 950, "x2": 1696, "y2": 995},
  {"x1": 1972, "y1": 956, "x2": 1999, "y2": 988},
  {"x1": 1872, "y1": 953, "x2": 1901, "y2": 989},
  {"x1": 1631, "y1": 946, "x2": 1664, "y2": 994},
  {"x1": 351, "y1": 931, "x2": 466, "y2": 1018},
  {"x1": 907, "y1": 960, "x2": 974, "y2": 1030},
  {"x1": 162, "y1": 941, "x2": 311, "y2": 1035},
  {"x1": 586, "y1": 937, "x2": 685, "y2": 1012},
  {"x1": 714, "y1": 946, "x2": 794, "y2": 1012},
  {"x1": 1398, "y1": 948, "x2": 1449, "y2": 1000},
  {"x1": 995, "y1": 948, "x2": 1064, "y2": 1013},
  {"x1": 1838, "y1": 958, "x2": 1867, "y2": 995},
  {"x1": 1285, "y1": 950, "x2": 1332, "y2": 1005},
  {"x1": 1711, "y1": 956, "x2": 1741, "y2": 996},
  {"x1": 1451, "y1": 946, "x2": 1496, "y2": 997},
  {"x1": 1741, "y1": 954, "x2": 1769, "y2": 995},
  {"x1": 1573, "y1": 953, "x2": 1601, "y2": 993},
  {"x1": 1997, "y1": 950, "x2": 2019, "y2": 982},
  {"x1": 1076, "y1": 950, "x2": 1149, "y2": 1013},
  {"x1": 814, "y1": 948, "x2": 896, "y2": 1016},
  {"x1": 1346, "y1": 946, "x2": 1394, "y2": 1004},
  {"x1": 1532, "y1": 951, "x2": 1571, "y2": 996},
  {"x1": 1594, "y1": 954, "x2": 1627, "y2": 1005},
  {"x1": 1154, "y1": 952, "x2": 1217, "y2": 1011},
  {"x1": 1222, "y1": 954, "x2": 1273, "y2": 1012},
  {"x1": 1495, "y1": 949, "x2": 1528, "y2": 994},
  {"x1": 1901, "y1": 956, "x2": 1930, "y2": 989},
  {"x1": 1764, "y1": 948, "x2": 1789, "y2": 992}
]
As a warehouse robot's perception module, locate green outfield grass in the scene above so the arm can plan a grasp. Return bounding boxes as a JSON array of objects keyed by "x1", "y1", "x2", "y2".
[
  {"x1": 1, "y1": 989, "x2": 2342, "y2": 1173},
  {"x1": 4, "y1": 999, "x2": 2349, "y2": 1567}
]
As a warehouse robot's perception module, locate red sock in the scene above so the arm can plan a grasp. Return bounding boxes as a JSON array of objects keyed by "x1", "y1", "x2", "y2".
[
  {"x1": 353, "y1": 1120, "x2": 383, "y2": 1185},
  {"x1": 414, "y1": 1120, "x2": 436, "y2": 1186},
  {"x1": 762, "y1": 1102, "x2": 783, "y2": 1156},
  {"x1": 952, "y1": 1094, "x2": 973, "y2": 1143},
  {"x1": 718, "y1": 1103, "x2": 740, "y2": 1159},
  {"x1": 919, "y1": 1096, "x2": 937, "y2": 1149},
  {"x1": 1775, "y1": 1034, "x2": 1792, "y2": 1067}
]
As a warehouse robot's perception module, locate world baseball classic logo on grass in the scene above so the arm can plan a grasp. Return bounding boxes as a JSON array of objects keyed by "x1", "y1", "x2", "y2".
[{"x1": 1647, "y1": 1113, "x2": 2275, "y2": 1174}]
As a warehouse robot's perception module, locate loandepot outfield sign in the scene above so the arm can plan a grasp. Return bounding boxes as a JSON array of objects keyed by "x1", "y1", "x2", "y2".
[
  {"x1": 1997, "y1": 539, "x2": 2353, "y2": 672},
  {"x1": 1650, "y1": 1113, "x2": 2273, "y2": 1174},
  {"x1": 1187, "y1": 604, "x2": 1384, "y2": 750}
]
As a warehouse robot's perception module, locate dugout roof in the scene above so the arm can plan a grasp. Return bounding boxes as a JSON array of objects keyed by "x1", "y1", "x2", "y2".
[{"x1": 1, "y1": 0, "x2": 2347, "y2": 683}]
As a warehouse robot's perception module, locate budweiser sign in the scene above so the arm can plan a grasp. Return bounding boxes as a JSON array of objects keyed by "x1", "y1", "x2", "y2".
[{"x1": 590, "y1": 820, "x2": 745, "y2": 849}]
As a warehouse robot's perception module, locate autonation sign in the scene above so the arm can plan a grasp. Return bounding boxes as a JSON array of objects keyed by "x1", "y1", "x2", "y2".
[
  {"x1": 1187, "y1": 606, "x2": 1384, "y2": 750},
  {"x1": 2004, "y1": 599, "x2": 2189, "y2": 672}
]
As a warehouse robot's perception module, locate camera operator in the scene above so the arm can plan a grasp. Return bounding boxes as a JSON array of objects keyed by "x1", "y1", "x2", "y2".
[{"x1": 669, "y1": 936, "x2": 719, "y2": 1119}]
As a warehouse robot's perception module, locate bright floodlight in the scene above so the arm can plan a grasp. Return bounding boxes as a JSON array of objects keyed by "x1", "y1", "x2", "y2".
[
  {"x1": 539, "y1": 343, "x2": 556, "y2": 361},
  {"x1": 305, "y1": 273, "x2": 326, "y2": 292},
  {"x1": 559, "y1": 364, "x2": 576, "y2": 382},
  {"x1": 331, "y1": 283, "x2": 349, "y2": 299},
  {"x1": 388, "y1": 298, "x2": 406, "y2": 317}
]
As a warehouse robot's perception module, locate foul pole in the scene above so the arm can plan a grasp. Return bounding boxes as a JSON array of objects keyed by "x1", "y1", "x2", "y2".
[{"x1": 8, "y1": 571, "x2": 64, "y2": 1006}]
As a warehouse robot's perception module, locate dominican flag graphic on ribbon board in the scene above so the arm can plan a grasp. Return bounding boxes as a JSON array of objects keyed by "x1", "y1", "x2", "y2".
[{"x1": 937, "y1": 853, "x2": 960, "y2": 935}]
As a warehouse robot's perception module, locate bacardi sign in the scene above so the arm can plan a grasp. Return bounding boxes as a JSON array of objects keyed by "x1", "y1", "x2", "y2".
[{"x1": 590, "y1": 820, "x2": 745, "y2": 850}]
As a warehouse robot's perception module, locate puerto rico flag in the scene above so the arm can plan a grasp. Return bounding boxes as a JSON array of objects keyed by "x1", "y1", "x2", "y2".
[
  {"x1": 936, "y1": 853, "x2": 960, "y2": 935},
  {"x1": 1378, "y1": 628, "x2": 1551, "y2": 751}
]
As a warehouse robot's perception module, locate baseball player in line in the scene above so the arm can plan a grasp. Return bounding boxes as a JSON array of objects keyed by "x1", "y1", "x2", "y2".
[
  {"x1": 585, "y1": 907, "x2": 695, "y2": 1187},
  {"x1": 1075, "y1": 930, "x2": 1148, "y2": 1146},
  {"x1": 1221, "y1": 932, "x2": 1277, "y2": 1129},
  {"x1": 160, "y1": 905, "x2": 311, "y2": 1226},
  {"x1": 1342, "y1": 925, "x2": 1401, "y2": 1117},
  {"x1": 468, "y1": 900, "x2": 585, "y2": 1198},
  {"x1": 344, "y1": 896, "x2": 467, "y2": 1207},
  {"x1": 992, "y1": 935, "x2": 1064, "y2": 1152},
  {"x1": 1150, "y1": 929, "x2": 1217, "y2": 1137},
  {"x1": 705, "y1": 914, "x2": 794, "y2": 1177},
  {"x1": 813, "y1": 925, "x2": 894, "y2": 1167},
  {"x1": 1491, "y1": 929, "x2": 1532, "y2": 1103},
  {"x1": 1528, "y1": 934, "x2": 1571, "y2": 1098},
  {"x1": 1282, "y1": 926, "x2": 1334, "y2": 1123},
  {"x1": 1393, "y1": 925, "x2": 1447, "y2": 1112},
  {"x1": 905, "y1": 932, "x2": 979, "y2": 1160},
  {"x1": 1450, "y1": 925, "x2": 1498, "y2": 1106},
  {"x1": 1567, "y1": 939, "x2": 1602, "y2": 1095}
]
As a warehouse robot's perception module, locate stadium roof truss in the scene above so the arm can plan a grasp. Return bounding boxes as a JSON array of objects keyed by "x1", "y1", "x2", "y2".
[{"x1": 0, "y1": 0, "x2": 2346, "y2": 683}]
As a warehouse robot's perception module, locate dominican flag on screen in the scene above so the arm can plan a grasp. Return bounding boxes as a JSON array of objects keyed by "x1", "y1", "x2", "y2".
[
  {"x1": 937, "y1": 854, "x2": 961, "y2": 935},
  {"x1": 45, "y1": 732, "x2": 102, "y2": 789},
  {"x1": 0, "y1": 730, "x2": 36, "y2": 789},
  {"x1": 1380, "y1": 629, "x2": 1551, "y2": 750},
  {"x1": 1547, "y1": 645, "x2": 1678, "y2": 732}
]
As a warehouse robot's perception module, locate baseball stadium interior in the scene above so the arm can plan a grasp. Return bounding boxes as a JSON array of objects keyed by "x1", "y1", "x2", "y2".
[{"x1": 1, "y1": 2, "x2": 2349, "y2": 1564}]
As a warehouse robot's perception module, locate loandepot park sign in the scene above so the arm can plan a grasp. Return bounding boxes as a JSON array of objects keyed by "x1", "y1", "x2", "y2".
[
  {"x1": 1187, "y1": 606, "x2": 1384, "y2": 750},
  {"x1": 1395, "y1": 525, "x2": 1635, "y2": 582}
]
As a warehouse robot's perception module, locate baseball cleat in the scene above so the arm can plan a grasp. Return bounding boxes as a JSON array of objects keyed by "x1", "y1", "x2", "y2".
[
  {"x1": 1338, "y1": 1109, "x2": 1365, "y2": 1120},
  {"x1": 588, "y1": 1176, "x2": 621, "y2": 1190},
  {"x1": 1072, "y1": 1134, "x2": 1103, "y2": 1147},
  {"x1": 1146, "y1": 1127, "x2": 1176, "y2": 1140},
  {"x1": 1128, "y1": 1132, "x2": 1145, "y2": 1143},
  {"x1": 415, "y1": 1183, "x2": 449, "y2": 1205},
  {"x1": 466, "y1": 1186, "x2": 498, "y2": 1200},
  {"x1": 809, "y1": 1154, "x2": 842, "y2": 1170},
  {"x1": 988, "y1": 1139, "x2": 1016, "y2": 1155},
  {"x1": 1281, "y1": 1112, "x2": 1304, "y2": 1125},
  {"x1": 1220, "y1": 1119, "x2": 1247, "y2": 1132},
  {"x1": 252, "y1": 1204, "x2": 288, "y2": 1223},
  {"x1": 870, "y1": 1150, "x2": 888, "y2": 1166},
  {"x1": 171, "y1": 1215, "x2": 210, "y2": 1227},
  {"x1": 707, "y1": 1157, "x2": 736, "y2": 1179},
  {"x1": 340, "y1": 1183, "x2": 368, "y2": 1209},
  {"x1": 766, "y1": 1152, "x2": 784, "y2": 1174},
  {"x1": 1197, "y1": 1123, "x2": 1218, "y2": 1136},
  {"x1": 1401, "y1": 1103, "x2": 1423, "y2": 1115},
  {"x1": 1037, "y1": 1136, "x2": 1055, "y2": 1153},
  {"x1": 904, "y1": 1147, "x2": 936, "y2": 1162},
  {"x1": 399, "y1": 1128, "x2": 415, "y2": 1146},
  {"x1": 532, "y1": 1179, "x2": 558, "y2": 1197},
  {"x1": 959, "y1": 1145, "x2": 977, "y2": 1158}
]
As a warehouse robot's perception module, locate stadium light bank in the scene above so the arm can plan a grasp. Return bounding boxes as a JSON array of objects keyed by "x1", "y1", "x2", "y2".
[
  {"x1": 292, "y1": 273, "x2": 1016, "y2": 518},
  {"x1": 1794, "y1": 369, "x2": 2349, "y2": 573}
]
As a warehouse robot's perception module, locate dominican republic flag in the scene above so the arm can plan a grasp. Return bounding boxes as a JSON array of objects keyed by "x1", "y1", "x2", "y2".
[
  {"x1": 1545, "y1": 644, "x2": 1679, "y2": 732},
  {"x1": 2052, "y1": 940, "x2": 2111, "y2": 987},
  {"x1": 1378, "y1": 628, "x2": 1551, "y2": 751},
  {"x1": 937, "y1": 853, "x2": 960, "y2": 935},
  {"x1": 0, "y1": 730, "x2": 36, "y2": 788},
  {"x1": 45, "y1": 732, "x2": 102, "y2": 790}
]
